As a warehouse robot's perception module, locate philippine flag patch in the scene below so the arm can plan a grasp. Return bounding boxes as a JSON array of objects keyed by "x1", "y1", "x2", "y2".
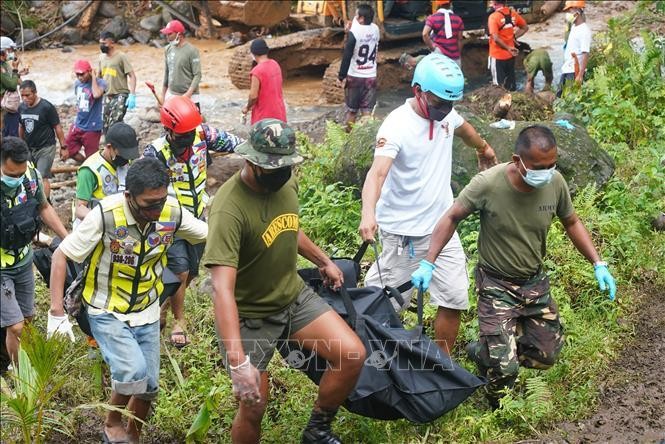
[{"x1": 155, "y1": 221, "x2": 176, "y2": 232}]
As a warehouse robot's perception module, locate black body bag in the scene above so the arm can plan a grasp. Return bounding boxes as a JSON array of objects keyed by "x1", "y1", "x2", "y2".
[{"x1": 284, "y1": 245, "x2": 485, "y2": 423}]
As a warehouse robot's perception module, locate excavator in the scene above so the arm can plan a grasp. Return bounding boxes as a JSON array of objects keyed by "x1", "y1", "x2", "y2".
[{"x1": 225, "y1": 1, "x2": 563, "y2": 102}]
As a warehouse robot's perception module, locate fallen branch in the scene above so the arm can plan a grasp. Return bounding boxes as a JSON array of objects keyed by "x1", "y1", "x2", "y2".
[
  {"x1": 76, "y1": 1, "x2": 101, "y2": 34},
  {"x1": 50, "y1": 165, "x2": 80, "y2": 175},
  {"x1": 50, "y1": 179, "x2": 77, "y2": 190}
]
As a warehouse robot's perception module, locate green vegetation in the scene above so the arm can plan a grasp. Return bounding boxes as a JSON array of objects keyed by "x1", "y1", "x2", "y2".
[{"x1": 1, "y1": 5, "x2": 663, "y2": 443}]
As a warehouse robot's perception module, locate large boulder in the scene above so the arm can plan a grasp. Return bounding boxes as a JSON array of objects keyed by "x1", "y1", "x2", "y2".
[
  {"x1": 98, "y1": 2, "x2": 119, "y2": 18},
  {"x1": 140, "y1": 15, "x2": 163, "y2": 33},
  {"x1": 452, "y1": 108, "x2": 615, "y2": 194},
  {"x1": 131, "y1": 29, "x2": 152, "y2": 45},
  {"x1": 60, "y1": 1, "x2": 80, "y2": 20},
  {"x1": 17, "y1": 29, "x2": 40, "y2": 47},
  {"x1": 61, "y1": 26, "x2": 82, "y2": 45},
  {"x1": 102, "y1": 16, "x2": 129, "y2": 39},
  {"x1": 1, "y1": 13, "x2": 16, "y2": 35},
  {"x1": 322, "y1": 110, "x2": 615, "y2": 196}
]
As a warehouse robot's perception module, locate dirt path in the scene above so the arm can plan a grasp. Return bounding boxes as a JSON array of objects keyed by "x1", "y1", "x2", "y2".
[{"x1": 543, "y1": 280, "x2": 665, "y2": 443}]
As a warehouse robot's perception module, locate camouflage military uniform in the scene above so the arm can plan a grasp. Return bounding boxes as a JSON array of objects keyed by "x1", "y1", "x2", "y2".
[
  {"x1": 469, "y1": 265, "x2": 564, "y2": 404},
  {"x1": 103, "y1": 93, "x2": 128, "y2": 134}
]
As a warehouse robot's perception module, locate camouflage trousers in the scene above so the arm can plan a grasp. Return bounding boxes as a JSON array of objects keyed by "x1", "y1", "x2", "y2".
[
  {"x1": 103, "y1": 93, "x2": 128, "y2": 134},
  {"x1": 473, "y1": 266, "x2": 564, "y2": 401}
]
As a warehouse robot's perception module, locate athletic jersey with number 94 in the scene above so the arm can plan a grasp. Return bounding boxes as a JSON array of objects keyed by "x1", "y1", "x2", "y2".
[{"x1": 348, "y1": 20, "x2": 380, "y2": 78}]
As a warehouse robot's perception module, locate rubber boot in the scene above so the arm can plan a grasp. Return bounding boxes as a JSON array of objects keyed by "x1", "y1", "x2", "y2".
[{"x1": 301, "y1": 407, "x2": 341, "y2": 444}]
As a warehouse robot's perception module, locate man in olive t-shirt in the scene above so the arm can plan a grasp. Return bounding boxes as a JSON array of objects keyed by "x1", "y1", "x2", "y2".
[
  {"x1": 98, "y1": 31, "x2": 136, "y2": 133},
  {"x1": 202, "y1": 119, "x2": 364, "y2": 444},
  {"x1": 160, "y1": 20, "x2": 202, "y2": 110},
  {"x1": 411, "y1": 125, "x2": 617, "y2": 408}
]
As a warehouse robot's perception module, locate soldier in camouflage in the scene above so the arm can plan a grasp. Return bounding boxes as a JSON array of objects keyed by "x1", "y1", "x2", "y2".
[{"x1": 411, "y1": 125, "x2": 616, "y2": 408}]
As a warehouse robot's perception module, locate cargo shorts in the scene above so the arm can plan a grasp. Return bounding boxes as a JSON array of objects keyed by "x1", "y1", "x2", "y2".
[
  {"x1": 364, "y1": 230, "x2": 470, "y2": 312},
  {"x1": 218, "y1": 284, "x2": 331, "y2": 371}
]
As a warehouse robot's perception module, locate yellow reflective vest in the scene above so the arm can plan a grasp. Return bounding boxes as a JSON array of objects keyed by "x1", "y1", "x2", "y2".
[
  {"x1": 82, "y1": 194, "x2": 182, "y2": 314},
  {"x1": 79, "y1": 152, "x2": 121, "y2": 200},
  {"x1": 1, "y1": 166, "x2": 40, "y2": 268},
  {"x1": 151, "y1": 127, "x2": 208, "y2": 218}
]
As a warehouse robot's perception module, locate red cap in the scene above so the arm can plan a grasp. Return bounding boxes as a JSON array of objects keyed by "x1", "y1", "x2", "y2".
[
  {"x1": 161, "y1": 19, "x2": 186, "y2": 35},
  {"x1": 160, "y1": 96, "x2": 202, "y2": 133},
  {"x1": 73, "y1": 59, "x2": 92, "y2": 73}
]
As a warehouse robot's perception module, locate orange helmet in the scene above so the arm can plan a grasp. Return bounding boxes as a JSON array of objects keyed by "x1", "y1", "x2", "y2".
[
  {"x1": 563, "y1": 1, "x2": 585, "y2": 11},
  {"x1": 160, "y1": 96, "x2": 202, "y2": 133}
]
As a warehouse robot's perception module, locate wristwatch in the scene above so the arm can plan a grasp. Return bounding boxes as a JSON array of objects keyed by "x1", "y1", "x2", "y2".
[{"x1": 593, "y1": 261, "x2": 608, "y2": 267}]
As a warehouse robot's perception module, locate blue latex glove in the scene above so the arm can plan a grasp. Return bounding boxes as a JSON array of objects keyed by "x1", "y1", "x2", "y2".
[
  {"x1": 411, "y1": 259, "x2": 436, "y2": 292},
  {"x1": 126, "y1": 93, "x2": 136, "y2": 110},
  {"x1": 594, "y1": 264, "x2": 617, "y2": 301},
  {"x1": 555, "y1": 119, "x2": 575, "y2": 130}
]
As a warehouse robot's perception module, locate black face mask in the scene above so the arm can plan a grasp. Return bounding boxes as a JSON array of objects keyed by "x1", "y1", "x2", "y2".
[
  {"x1": 255, "y1": 166, "x2": 292, "y2": 192},
  {"x1": 169, "y1": 131, "x2": 196, "y2": 156},
  {"x1": 425, "y1": 96, "x2": 453, "y2": 122},
  {"x1": 100, "y1": 44, "x2": 110, "y2": 54},
  {"x1": 113, "y1": 155, "x2": 129, "y2": 167}
]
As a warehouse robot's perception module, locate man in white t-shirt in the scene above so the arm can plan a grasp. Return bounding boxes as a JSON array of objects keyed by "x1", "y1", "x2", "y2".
[
  {"x1": 337, "y1": 4, "x2": 380, "y2": 129},
  {"x1": 558, "y1": 1, "x2": 592, "y2": 97},
  {"x1": 359, "y1": 53, "x2": 498, "y2": 355}
]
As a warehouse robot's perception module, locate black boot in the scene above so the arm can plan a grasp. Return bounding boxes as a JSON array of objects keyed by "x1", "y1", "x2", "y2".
[
  {"x1": 465, "y1": 341, "x2": 488, "y2": 378},
  {"x1": 301, "y1": 407, "x2": 341, "y2": 444}
]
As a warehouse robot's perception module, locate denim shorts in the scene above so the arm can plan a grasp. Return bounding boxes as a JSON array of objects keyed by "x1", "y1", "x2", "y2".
[
  {"x1": 1, "y1": 262, "x2": 35, "y2": 328},
  {"x1": 166, "y1": 236, "x2": 205, "y2": 276},
  {"x1": 88, "y1": 312, "x2": 160, "y2": 400}
]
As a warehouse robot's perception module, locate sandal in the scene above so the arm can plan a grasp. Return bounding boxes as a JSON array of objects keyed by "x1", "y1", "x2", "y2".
[
  {"x1": 169, "y1": 330, "x2": 190, "y2": 349},
  {"x1": 102, "y1": 429, "x2": 129, "y2": 444}
]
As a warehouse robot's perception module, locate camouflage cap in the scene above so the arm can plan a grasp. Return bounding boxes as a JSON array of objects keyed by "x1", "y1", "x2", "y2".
[{"x1": 235, "y1": 118, "x2": 304, "y2": 169}]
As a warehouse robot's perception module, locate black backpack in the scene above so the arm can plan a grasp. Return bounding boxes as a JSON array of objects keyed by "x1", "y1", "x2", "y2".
[{"x1": 284, "y1": 244, "x2": 485, "y2": 423}]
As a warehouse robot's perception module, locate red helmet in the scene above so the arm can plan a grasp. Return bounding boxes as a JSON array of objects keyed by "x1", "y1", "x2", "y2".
[{"x1": 160, "y1": 96, "x2": 202, "y2": 133}]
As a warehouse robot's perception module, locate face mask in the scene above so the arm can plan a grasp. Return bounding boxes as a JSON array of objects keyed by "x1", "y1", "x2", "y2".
[
  {"x1": 100, "y1": 44, "x2": 110, "y2": 54},
  {"x1": 565, "y1": 12, "x2": 577, "y2": 23},
  {"x1": 170, "y1": 35, "x2": 180, "y2": 47},
  {"x1": 7, "y1": 52, "x2": 16, "y2": 61},
  {"x1": 128, "y1": 195, "x2": 166, "y2": 222},
  {"x1": 255, "y1": 166, "x2": 292, "y2": 192},
  {"x1": 420, "y1": 93, "x2": 452, "y2": 122},
  {"x1": 519, "y1": 157, "x2": 555, "y2": 188},
  {"x1": 169, "y1": 131, "x2": 196, "y2": 155},
  {"x1": 1, "y1": 174, "x2": 23, "y2": 188},
  {"x1": 113, "y1": 155, "x2": 128, "y2": 167}
]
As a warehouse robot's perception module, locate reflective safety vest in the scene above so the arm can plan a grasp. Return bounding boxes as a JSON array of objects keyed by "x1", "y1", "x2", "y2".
[
  {"x1": 82, "y1": 194, "x2": 182, "y2": 314},
  {"x1": 79, "y1": 152, "x2": 121, "y2": 200},
  {"x1": 151, "y1": 127, "x2": 208, "y2": 218},
  {"x1": 0, "y1": 167, "x2": 41, "y2": 268}
]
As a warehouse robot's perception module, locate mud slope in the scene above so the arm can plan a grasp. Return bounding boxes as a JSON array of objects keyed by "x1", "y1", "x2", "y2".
[{"x1": 545, "y1": 281, "x2": 665, "y2": 443}]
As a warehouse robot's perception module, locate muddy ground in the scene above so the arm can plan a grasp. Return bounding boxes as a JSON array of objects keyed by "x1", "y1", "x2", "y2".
[{"x1": 540, "y1": 279, "x2": 665, "y2": 443}]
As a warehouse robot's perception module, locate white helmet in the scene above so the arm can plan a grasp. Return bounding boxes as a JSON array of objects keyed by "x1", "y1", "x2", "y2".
[{"x1": 0, "y1": 36, "x2": 16, "y2": 51}]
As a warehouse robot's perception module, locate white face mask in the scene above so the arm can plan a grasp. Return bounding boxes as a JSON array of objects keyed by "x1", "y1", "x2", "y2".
[
  {"x1": 565, "y1": 12, "x2": 577, "y2": 23},
  {"x1": 7, "y1": 52, "x2": 16, "y2": 61},
  {"x1": 519, "y1": 157, "x2": 556, "y2": 188},
  {"x1": 170, "y1": 34, "x2": 180, "y2": 47}
]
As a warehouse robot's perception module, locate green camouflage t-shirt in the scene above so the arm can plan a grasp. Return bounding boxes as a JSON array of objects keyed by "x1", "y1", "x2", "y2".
[
  {"x1": 202, "y1": 172, "x2": 304, "y2": 317},
  {"x1": 457, "y1": 162, "x2": 574, "y2": 279}
]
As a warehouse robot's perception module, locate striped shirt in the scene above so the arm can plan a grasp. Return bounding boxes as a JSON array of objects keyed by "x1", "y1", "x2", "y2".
[{"x1": 425, "y1": 10, "x2": 464, "y2": 59}]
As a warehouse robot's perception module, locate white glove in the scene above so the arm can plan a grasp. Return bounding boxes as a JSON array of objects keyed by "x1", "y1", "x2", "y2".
[
  {"x1": 47, "y1": 311, "x2": 75, "y2": 342},
  {"x1": 229, "y1": 355, "x2": 261, "y2": 405}
]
